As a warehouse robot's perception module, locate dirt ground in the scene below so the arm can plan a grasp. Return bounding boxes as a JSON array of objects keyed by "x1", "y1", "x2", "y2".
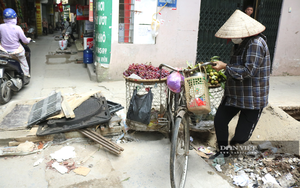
[{"x1": 191, "y1": 105, "x2": 300, "y2": 187}]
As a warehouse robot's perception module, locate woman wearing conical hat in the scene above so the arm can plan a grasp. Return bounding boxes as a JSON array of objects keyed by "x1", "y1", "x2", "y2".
[{"x1": 209, "y1": 10, "x2": 271, "y2": 159}]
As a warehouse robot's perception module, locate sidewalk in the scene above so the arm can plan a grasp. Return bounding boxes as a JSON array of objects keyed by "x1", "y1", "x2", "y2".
[{"x1": 269, "y1": 76, "x2": 300, "y2": 107}]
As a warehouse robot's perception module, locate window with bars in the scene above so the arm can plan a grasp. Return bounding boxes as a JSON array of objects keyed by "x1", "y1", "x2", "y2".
[{"x1": 119, "y1": 0, "x2": 135, "y2": 43}]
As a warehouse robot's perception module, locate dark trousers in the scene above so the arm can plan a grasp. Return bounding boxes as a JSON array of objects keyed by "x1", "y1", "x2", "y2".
[
  {"x1": 43, "y1": 27, "x2": 47, "y2": 35},
  {"x1": 214, "y1": 98, "x2": 263, "y2": 151},
  {"x1": 69, "y1": 34, "x2": 76, "y2": 41}
]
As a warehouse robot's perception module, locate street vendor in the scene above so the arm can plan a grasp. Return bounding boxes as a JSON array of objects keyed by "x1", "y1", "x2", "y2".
[{"x1": 209, "y1": 10, "x2": 271, "y2": 159}]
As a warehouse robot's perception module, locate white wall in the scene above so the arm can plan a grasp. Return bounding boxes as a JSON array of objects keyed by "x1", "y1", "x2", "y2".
[
  {"x1": 272, "y1": 0, "x2": 300, "y2": 75},
  {"x1": 98, "y1": 0, "x2": 201, "y2": 81}
]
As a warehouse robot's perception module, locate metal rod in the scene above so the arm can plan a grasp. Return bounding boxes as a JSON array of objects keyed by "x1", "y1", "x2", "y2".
[
  {"x1": 80, "y1": 131, "x2": 121, "y2": 155},
  {"x1": 83, "y1": 130, "x2": 120, "y2": 153},
  {"x1": 82, "y1": 129, "x2": 124, "y2": 152},
  {"x1": 79, "y1": 130, "x2": 122, "y2": 155},
  {"x1": 85, "y1": 129, "x2": 124, "y2": 151}
]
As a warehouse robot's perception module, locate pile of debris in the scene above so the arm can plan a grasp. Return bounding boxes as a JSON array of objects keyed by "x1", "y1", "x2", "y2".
[
  {"x1": 198, "y1": 142, "x2": 300, "y2": 187},
  {"x1": 0, "y1": 90, "x2": 127, "y2": 156},
  {"x1": 24, "y1": 91, "x2": 125, "y2": 155}
]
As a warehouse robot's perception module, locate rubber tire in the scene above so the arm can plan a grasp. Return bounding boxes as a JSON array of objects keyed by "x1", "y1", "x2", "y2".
[
  {"x1": 167, "y1": 91, "x2": 174, "y2": 141},
  {"x1": 170, "y1": 112, "x2": 190, "y2": 188},
  {"x1": 0, "y1": 75, "x2": 12, "y2": 104}
]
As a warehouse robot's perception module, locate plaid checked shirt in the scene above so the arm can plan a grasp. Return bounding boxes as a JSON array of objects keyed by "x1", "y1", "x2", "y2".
[{"x1": 224, "y1": 34, "x2": 271, "y2": 110}]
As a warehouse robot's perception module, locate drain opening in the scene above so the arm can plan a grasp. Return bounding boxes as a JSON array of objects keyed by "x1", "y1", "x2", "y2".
[{"x1": 280, "y1": 106, "x2": 300, "y2": 121}]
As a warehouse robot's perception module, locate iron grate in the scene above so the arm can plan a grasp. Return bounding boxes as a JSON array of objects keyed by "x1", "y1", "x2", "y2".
[{"x1": 27, "y1": 92, "x2": 62, "y2": 128}]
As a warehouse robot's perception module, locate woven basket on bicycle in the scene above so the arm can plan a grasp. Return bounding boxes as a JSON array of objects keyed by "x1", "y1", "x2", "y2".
[{"x1": 184, "y1": 69, "x2": 211, "y2": 115}]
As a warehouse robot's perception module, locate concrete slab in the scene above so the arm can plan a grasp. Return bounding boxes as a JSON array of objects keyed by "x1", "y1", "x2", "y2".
[
  {"x1": 269, "y1": 76, "x2": 300, "y2": 107},
  {"x1": 0, "y1": 138, "x2": 233, "y2": 188}
]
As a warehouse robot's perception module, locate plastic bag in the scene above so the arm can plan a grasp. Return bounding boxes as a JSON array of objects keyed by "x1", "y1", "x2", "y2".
[
  {"x1": 127, "y1": 87, "x2": 153, "y2": 125},
  {"x1": 167, "y1": 72, "x2": 184, "y2": 93}
]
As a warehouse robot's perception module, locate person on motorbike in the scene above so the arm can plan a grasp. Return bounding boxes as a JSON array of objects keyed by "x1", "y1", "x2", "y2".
[
  {"x1": 64, "y1": 17, "x2": 76, "y2": 42},
  {"x1": 0, "y1": 8, "x2": 31, "y2": 83}
]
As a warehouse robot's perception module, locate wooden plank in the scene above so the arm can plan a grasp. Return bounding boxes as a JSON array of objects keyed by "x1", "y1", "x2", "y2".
[{"x1": 61, "y1": 96, "x2": 75, "y2": 118}]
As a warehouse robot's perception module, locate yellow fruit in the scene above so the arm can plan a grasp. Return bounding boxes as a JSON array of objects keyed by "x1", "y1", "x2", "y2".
[
  {"x1": 211, "y1": 80, "x2": 215, "y2": 84},
  {"x1": 210, "y1": 72, "x2": 214, "y2": 76},
  {"x1": 214, "y1": 72, "x2": 219, "y2": 75}
]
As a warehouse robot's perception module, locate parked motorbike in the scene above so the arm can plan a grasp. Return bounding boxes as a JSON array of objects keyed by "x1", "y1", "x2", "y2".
[{"x1": 0, "y1": 41, "x2": 34, "y2": 104}]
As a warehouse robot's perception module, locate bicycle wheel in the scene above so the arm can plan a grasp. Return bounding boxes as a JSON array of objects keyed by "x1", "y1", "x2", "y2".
[
  {"x1": 170, "y1": 111, "x2": 190, "y2": 188},
  {"x1": 167, "y1": 90, "x2": 175, "y2": 141}
]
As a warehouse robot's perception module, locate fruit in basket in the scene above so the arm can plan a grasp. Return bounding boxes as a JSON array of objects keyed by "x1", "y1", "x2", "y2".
[
  {"x1": 167, "y1": 71, "x2": 184, "y2": 93},
  {"x1": 123, "y1": 63, "x2": 170, "y2": 79},
  {"x1": 205, "y1": 56, "x2": 227, "y2": 88}
]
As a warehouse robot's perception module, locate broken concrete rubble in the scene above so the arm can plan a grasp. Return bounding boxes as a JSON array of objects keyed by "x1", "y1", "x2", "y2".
[{"x1": 203, "y1": 147, "x2": 300, "y2": 187}]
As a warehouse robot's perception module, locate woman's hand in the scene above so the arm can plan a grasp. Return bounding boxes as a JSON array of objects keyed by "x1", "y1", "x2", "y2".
[
  {"x1": 212, "y1": 61, "x2": 227, "y2": 72},
  {"x1": 27, "y1": 37, "x2": 31, "y2": 41}
]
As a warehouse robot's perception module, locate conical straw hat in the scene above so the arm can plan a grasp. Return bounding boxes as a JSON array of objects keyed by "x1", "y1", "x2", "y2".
[{"x1": 215, "y1": 9, "x2": 266, "y2": 39}]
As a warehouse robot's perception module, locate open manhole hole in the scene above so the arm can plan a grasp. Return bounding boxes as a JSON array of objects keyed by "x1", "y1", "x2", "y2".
[{"x1": 280, "y1": 106, "x2": 300, "y2": 121}]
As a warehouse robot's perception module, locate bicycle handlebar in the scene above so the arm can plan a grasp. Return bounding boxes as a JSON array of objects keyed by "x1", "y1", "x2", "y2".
[{"x1": 159, "y1": 62, "x2": 217, "y2": 80}]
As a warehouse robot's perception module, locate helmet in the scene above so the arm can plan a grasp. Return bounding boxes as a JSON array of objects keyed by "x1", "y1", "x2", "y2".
[{"x1": 3, "y1": 8, "x2": 17, "y2": 19}]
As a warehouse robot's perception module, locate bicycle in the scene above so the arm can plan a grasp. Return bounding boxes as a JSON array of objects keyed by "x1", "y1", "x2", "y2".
[{"x1": 159, "y1": 62, "x2": 216, "y2": 188}]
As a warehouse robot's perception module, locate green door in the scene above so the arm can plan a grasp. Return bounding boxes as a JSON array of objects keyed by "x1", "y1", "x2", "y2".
[
  {"x1": 196, "y1": 0, "x2": 243, "y2": 64},
  {"x1": 256, "y1": 0, "x2": 283, "y2": 72},
  {"x1": 197, "y1": 0, "x2": 282, "y2": 70}
]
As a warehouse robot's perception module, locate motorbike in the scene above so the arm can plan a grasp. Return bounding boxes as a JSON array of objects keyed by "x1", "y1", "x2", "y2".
[{"x1": 0, "y1": 41, "x2": 33, "y2": 104}]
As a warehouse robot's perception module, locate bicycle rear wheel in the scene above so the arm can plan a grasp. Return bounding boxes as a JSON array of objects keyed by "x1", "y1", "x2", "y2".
[{"x1": 170, "y1": 111, "x2": 190, "y2": 188}]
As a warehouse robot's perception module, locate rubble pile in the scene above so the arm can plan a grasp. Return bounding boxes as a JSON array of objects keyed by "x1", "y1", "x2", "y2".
[{"x1": 208, "y1": 148, "x2": 300, "y2": 187}]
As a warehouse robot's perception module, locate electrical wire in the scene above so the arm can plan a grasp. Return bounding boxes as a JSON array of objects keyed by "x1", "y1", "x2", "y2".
[{"x1": 151, "y1": 2, "x2": 168, "y2": 32}]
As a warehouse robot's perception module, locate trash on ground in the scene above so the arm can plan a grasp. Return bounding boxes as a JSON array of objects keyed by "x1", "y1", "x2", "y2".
[
  {"x1": 122, "y1": 177, "x2": 130, "y2": 182},
  {"x1": 212, "y1": 154, "x2": 225, "y2": 166},
  {"x1": 194, "y1": 149, "x2": 209, "y2": 159},
  {"x1": 50, "y1": 146, "x2": 76, "y2": 162},
  {"x1": 233, "y1": 170, "x2": 250, "y2": 187},
  {"x1": 208, "y1": 146, "x2": 300, "y2": 187},
  {"x1": 52, "y1": 161, "x2": 68, "y2": 174},
  {"x1": 257, "y1": 141, "x2": 273, "y2": 151},
  {"x1": 190, "y1": 136, "x2": 193, "y2": 142},
  {"x1": 262, "y1": 173, "x2": 280, "y2": 186},
  {"x1": 33, "y1": 158, "x2": 44, "y2": 167},
  {"x1": 0, "y1": 141, "x2": 52, "y2": 156},
  {"x1": 198, "y1": 146, "x2": 213, "y2": 155},
  {"x1": 16, "y1": 141, "x2": 36, "y2": 152},
  {"x1": 215, "y1": 164, "x2": 222, "y2": 172},
  {"x1": 73, "y1": 166, "x2": 91, "y2": 176}
]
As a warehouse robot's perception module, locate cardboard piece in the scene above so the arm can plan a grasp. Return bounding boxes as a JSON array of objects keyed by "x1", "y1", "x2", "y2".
[{"x1": 74, "y1": 166, "x2": 91, "y2": 176}]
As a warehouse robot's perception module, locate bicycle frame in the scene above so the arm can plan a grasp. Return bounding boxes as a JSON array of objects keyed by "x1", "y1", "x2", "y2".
[{"x1": 159, "y1": 62, "x2": 216, "y2": 188}]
